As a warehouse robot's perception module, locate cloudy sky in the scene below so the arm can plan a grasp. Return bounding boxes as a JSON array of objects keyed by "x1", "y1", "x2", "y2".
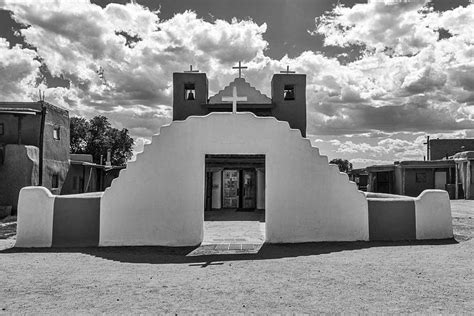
[{"x1": 0, "y1": 0, "x2": 473, "y2": 167}]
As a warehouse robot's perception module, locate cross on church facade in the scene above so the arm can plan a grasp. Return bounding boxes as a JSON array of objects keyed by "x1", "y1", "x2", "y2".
[
  {"x1": 184, "y1": 65, "x2": 199, "y2": 73},
  {"x1": 222, "y1": 86, "x2": 247, "y2": 114},
  {"x1": 232, "y1": 61, "x2": 247, "y2": 78},
  {"x1": 280, "y1": 65, "x2": 296, "y2": 74}
]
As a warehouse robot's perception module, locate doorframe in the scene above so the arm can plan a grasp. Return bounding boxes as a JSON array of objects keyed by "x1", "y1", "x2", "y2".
[
  {"x1": 204, "y1": 171, "x2": 213, "y2": 211},
  {"x1": 240, "y1": 168, "x2": 257, "y2": 209}
]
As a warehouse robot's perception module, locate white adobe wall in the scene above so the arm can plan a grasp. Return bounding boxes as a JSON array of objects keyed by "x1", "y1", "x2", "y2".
[
  {"x1": 257, "y1": 169, "x2": 265, "y2": 209},
  {"x1": 100, "y1": 113, "x2": 369, "y2": 246},
  {"x1": 415, "y1": 190, "x2": 453, "y2": 240},
  {"x1": 211, "y1": 171, "x2": 222, "y2": 209},
  {"x1": 15, "y1": 187, "x2": 55, "y2": 247}
]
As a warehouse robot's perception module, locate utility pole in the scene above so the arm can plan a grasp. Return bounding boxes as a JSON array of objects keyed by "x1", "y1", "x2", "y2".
[{"x1": 423, "y1": 135, "x2": 430, "y2": 160}]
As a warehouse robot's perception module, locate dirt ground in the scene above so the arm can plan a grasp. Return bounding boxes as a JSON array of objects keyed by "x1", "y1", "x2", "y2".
[{"x1": 0, "y1": 201, "x2": 473, "y2": 314}]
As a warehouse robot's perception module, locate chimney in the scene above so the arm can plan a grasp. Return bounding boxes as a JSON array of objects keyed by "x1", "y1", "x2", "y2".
[{"x1": 106, "y1": 149, "x2": 111, "y2": 167}]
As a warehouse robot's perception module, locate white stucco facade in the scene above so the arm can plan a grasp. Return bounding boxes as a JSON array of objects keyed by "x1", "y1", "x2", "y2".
[{"x1": 100, "y1": 113, "x2": 369, "y2": 246}]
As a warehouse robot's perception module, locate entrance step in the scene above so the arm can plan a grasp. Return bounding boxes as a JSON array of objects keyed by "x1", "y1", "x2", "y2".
[{"x1": 187, "y1": 243, "x2": 263, "y2": 256}]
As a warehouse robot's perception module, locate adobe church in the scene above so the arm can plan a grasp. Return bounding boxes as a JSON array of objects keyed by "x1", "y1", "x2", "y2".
[{"x1": 173, "y1": 64, "x2": 306, "y2": 212}]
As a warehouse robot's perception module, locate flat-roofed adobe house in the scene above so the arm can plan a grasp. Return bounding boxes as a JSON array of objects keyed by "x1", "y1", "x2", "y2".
[
  {"x1": 366, "y1": 160, "x2": 457, "y2": 198},
  {"x1": 348, "y1": 168, "x2": 368, "y2": 191},
  {"x1": 61, "y1": 153, "x2": 125, "y2": 195},
  {"x1": 428, "y1": 138, "x2": 474, "y2": 160},
  {"x1": 173, "y1": 64, "x2": 306, "y2": 211},
  {"x1": 0, "y1": 101, "x2": 69, "y2": 213},
  {"x1": 453, "y1": 151, "x2": 474, "y2": 199}
]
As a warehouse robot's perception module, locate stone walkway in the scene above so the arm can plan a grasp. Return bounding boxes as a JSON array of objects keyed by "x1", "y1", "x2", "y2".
[{"x1": 188, "y1": 209, "x2": 265, "y2": 256}]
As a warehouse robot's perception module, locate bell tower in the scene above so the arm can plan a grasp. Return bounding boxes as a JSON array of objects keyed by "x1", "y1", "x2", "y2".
[
  {"x1": 271, "y1": 67, "x2": 306, "y2": 137},
  {"x1": 173, "y1": 65, "x2": 209, "y2": 121}
]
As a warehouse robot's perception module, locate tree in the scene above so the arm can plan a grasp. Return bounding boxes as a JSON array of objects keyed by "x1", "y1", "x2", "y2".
[
  {"x1": 70, "y1": 117, "x2": 89, "y2": 153},
  {"x1": 70, "y1": 115, "x2": 134, "y2": 166},
  {"x1": 329, "y1": 158, "x2": 353, "y2": 173}
]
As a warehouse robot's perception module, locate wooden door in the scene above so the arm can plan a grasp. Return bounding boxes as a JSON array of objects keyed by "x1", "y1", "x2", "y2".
[
  {"x1": 435, "y1": 171, "x2": 447, "y2": 190},
  {"x1": 242, "y1": 170, "x2": 256, "y2": 209},
  {"x1": 223, "y1": 170, "x2": 239, "y2": 208}
]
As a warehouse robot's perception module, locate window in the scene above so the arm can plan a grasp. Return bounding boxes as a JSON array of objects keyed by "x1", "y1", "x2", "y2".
[
  {"x1": 284, "y1": 85, "x2": 295, "y2": 100},
  {"x1": 184, "y1": 83, "x2": 196, "y2": 100},
  {"x1": 52, "y1": 174, "x2": 59, "y2": 189},
  {"x1": 416, "y1": 172, "x2": 426, "y2": 183},
  {"x1": 72, "y1": 176, "x2": 78, "y2": 190},
  {"x1": 0, "y1": 123, "x2": 4, "y2": 135},
  {"x1": 53, "y1": 127, "x2": 60, "y2": 140}
]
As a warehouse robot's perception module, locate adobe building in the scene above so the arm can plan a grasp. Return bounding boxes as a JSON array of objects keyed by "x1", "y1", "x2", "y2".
[
  {"x1": 453, "y1": 151, "x2": 474, "y2": 199},
  {"x1": 367, "y1": 160, "x2": 456, "y2": 198},
  {"x1": 348, "y1": 168, "x2": 368, "y2": 191},
  {"x1": 428, "y1": 138, "x2": 474, "y2": 160},
  {"x1": 61, "y1": 154, "x2": 125, "y2": 195},
  {"x1": 0, "y1": 101, "x2": 69, "y2": 213},
  {"x1": 173, "y1": 65, "x2": 306, "y2": 211}
]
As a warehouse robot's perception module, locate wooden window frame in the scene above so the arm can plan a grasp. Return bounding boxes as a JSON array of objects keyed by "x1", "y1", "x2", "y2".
[
  {"x1": 53, "y1": 126, "x2": 60, "y2": 140},
  {"x1": 52, "y1": 174, "x2": 59, "y2": 189}
]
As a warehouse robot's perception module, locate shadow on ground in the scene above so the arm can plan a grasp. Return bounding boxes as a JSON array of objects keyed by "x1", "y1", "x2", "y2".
[{"x1": 1, "y1": 239, "x2": 457, "y2": 266}]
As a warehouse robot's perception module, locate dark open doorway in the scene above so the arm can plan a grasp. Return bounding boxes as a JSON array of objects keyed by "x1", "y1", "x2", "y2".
[
  {"x1": 204, "y1": 154, "x2": 265, "y2": 212},
  {"x1": 203, "y1": 154, "x2": 266, "y2": 251}
]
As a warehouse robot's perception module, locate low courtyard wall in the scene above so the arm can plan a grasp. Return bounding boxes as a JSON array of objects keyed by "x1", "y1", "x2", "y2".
[
  {"x1": 365, "y1": 190, "x2": 453, "y2": 241},
  {"x1": 414, "y1": 190, "x2": 453, "y2": 240},
  {"x1": 16, "y1": 187, "x2": 54, "y2": 247},
  {"x1": 15, "y1": 186, "x2": 453, "y2": 248},
  {"x1": 16, "y1": 187, "x2": 102, "y2": 247}
]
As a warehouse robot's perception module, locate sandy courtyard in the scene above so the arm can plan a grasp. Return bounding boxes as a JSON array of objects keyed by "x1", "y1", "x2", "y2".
[{"x1": 0, "y1": 201, "x2": 473, "y2": 314}]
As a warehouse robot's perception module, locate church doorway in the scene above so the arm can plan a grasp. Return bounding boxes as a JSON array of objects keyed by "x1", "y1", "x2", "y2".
[
  {"x1": 203, "y1": 154, "x2": 265, "y2": 250},
  {"x1": 204, "y1": 154, "x2": 265, "y2": 212}
]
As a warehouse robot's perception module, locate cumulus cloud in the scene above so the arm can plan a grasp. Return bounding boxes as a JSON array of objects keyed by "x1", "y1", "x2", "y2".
[
  {"x1": 308, "y1": 1, "x2": 474, "y2": 137},
  {"x1": 316, "y1": 0, "x2": 433, "y2": 55},
  {"x1": 130, "y1": 137, "x2": 152, "y2": 162},
  {"x1": 1, "y1": 1, "x2": 269, "y2": 137},
  {"x1": 0, "y1": 38, "x2": 40, "y2": 100}
]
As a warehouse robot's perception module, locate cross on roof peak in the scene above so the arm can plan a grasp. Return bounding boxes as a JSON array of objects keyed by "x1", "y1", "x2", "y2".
[
  {"x1": 232, "y1": 61, "x2": 248, "y2": 78},
  {"x1": 222, "y1": 86, "x2": 247, "y2": 114},
  {"x1": 280, "y1": 65, "x2": 296, "y2": 74},
  {"x1": 184, "y1": 65, "x2": 199, "y2": 73}
]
